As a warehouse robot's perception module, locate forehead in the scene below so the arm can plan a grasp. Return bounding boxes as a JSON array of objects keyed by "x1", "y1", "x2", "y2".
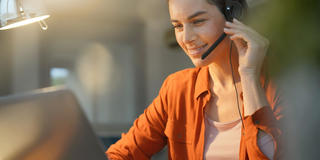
[{"x1": 169, "y1": 0, "x2": 217, "y2": 19}]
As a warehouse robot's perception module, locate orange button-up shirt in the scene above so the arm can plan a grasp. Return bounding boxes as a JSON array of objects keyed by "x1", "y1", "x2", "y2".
[{"x1": 106, "y1": 66, "x2": 283, "y2": 160}]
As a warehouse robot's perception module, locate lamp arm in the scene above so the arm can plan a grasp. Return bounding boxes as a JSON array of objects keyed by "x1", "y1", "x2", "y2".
[{"x1": 16, "y1": 0, "x2": 26, "y2": 17}]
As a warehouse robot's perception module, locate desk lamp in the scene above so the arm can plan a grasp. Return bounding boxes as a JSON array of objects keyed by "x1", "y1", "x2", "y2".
[{"x1": 0, "y1": 0, "x2": 50, "y2": 30}]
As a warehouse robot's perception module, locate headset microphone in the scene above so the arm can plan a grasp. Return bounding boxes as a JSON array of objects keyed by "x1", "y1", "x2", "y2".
[
  {"x1": 201, "y1": 0, "x2": 243, "y2": 60},
  {"x1": 201, "y1": 33, "x2": 227, "y2": 60}
]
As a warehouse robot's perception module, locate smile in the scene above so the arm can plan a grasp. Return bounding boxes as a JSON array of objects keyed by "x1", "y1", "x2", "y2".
[{"x1": 187, "y1": 44, "x2": 208, "y2": 56}]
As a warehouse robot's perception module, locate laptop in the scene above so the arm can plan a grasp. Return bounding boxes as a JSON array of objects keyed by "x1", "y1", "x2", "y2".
[{"x1": 0, "y1": 87, "x2": 107, "y2": 160}]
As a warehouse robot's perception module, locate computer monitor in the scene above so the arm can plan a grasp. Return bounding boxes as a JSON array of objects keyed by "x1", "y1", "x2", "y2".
[{"x1": 0, "y1": 87, "x2": 107, "y2": 160}]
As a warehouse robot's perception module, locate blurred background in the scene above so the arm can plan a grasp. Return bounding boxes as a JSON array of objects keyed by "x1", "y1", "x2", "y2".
[
  {"x1": 0, "y1": 0, "x2": 319, "y2": 159},
  {"x1": 0, "y1": 0, "x2": 192, "y2": 159},
  {"x1": 252, "y1": 0, "x2": 320, "y2": 159}
]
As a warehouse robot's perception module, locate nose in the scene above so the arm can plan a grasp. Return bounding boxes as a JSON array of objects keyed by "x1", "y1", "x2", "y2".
[{"x1": 183, "y1": 25, "x2": 196, "y2": 44}]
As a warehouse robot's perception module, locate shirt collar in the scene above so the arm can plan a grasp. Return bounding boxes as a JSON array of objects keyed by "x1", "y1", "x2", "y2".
[
  {"x1": 194, "y1": 66, "x2": 211, "y2": 99},
  {"x1": 193, "y1": 66, "x2": 266, "y2": 104}
]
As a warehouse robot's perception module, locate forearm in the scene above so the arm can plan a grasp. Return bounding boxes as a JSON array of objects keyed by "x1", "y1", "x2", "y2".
[
  {"x1": 240, "y1": 73, "x2": 269, "y2": 116},
  {"x1": 239, "y1": 71, "x2": 283, "y2": 160}
]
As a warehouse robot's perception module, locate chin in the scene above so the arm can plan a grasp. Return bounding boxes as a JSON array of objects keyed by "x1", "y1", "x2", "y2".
[{"x1": 191, "y1": 58, "x2": 212, "y2": 67}]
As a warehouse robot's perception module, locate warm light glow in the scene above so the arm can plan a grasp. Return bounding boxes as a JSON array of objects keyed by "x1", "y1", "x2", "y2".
[{"x1": 0, "y1": 15, "x2": 50, "y2": 30}]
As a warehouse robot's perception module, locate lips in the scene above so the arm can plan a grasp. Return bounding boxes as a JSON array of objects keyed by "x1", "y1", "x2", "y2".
[{"x1": 187, "y1": 44, "x2": 208, "y2": 56}]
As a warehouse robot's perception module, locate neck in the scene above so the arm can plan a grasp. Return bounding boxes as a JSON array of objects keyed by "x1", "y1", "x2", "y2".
[{"x1": 208, "y1": 43, "x2": 240, "y2": 89}]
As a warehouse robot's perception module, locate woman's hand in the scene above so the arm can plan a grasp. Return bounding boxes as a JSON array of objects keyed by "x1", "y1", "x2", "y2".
[
  {"x1": 224, "y1": 19, "x2": 269, "y2": 78},
  {"x1": 224, "y1": 19, "x2": 270, "y2": 116}
]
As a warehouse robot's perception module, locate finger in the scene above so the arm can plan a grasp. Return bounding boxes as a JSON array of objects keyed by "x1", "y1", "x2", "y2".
[
  {"x1": 225, "y1": 20, "x2": 260, "y2": 36},
  {"x1": 225, "y1": 21, "x2": 242, "y2": 29},
  {"x1": 233, "y1": 18, "x2": 244, "y2": 25},
  {"x1": 224, "y1": 28, "x2": 251, "y2": 43},
  {"x1": 230, "y1": 32, "x2": 253, "y2": 50},
  {"x1": 224, "y1": 27, "x2": 241, "y2": 34},
  {"x1": 225, "y1": 21, "x2": 251, "y2": 34},
  {"x1": 224, "y1": 25, "x2": 260, "y2": 46},
  {"x1": 226, "y1": 18, "x2": 245, "y2": 27},
  {"x1": 228, "y1": 25, "x2": 268, "y2": 45},
  {"x1": 224, "y1": 27, "x2": 249, "y2": 40},
  {"x1": 230, "y1": 37, "x2": 248, "y2": 56},
  {"x1": 230, "y1": 34, "x2": 250, "y2": 45},
  {"x1": 233, "y1": 39, "x2": 247, "y2": 53}
]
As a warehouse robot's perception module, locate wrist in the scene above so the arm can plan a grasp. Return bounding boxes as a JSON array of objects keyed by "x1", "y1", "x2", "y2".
[
  {"x1": 238, "y1": 65, "x2": 260, "y2": 73},
  {"x1": 240, "y1": 70, "x2": 268, "y2": 116},
  {"x1": 239, "y1": 70, "x2": 260, "y2": 81}
]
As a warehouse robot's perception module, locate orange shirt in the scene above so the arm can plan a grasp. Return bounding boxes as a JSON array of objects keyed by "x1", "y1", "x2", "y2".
[{"x1": 106, "y1": 66, "x2": 283, "y2": 160}]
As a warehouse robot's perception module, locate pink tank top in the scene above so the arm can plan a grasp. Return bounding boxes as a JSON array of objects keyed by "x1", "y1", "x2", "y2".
[{"x1": 204, "y1": 113, "x2": 274, "y2": 160}]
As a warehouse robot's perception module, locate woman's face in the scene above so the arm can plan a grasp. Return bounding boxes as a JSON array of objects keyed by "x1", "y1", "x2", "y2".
[{"x1": 169, "y1": 0, "x2": 230, "y2": 67}]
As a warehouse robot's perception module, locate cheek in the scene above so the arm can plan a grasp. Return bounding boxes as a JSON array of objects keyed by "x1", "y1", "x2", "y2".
[
  {"x1": 198, "y1": 20, "x2": 226, "y2": 42},
  {"x1": 175, "y1": 32, "x2": 187, "y2": 51}
]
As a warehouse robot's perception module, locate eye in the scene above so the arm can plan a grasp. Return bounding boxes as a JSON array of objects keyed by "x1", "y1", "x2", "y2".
[
  {"x1": 172, "y1": 23, "x2": 183, "y2": 31},
  {"x1": 192, "y1": 19, "x2": 207, "y2": 25}
]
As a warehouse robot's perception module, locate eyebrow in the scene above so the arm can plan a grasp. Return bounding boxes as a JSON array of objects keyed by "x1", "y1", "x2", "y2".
[{"x1": 171, "y1": 11, "x2": 207, "y2": 23}]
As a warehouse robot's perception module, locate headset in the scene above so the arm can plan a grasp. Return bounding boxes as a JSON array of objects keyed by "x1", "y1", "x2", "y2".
[{"x1": 201, "y1": 0, "x2": 243, "y2": 60}]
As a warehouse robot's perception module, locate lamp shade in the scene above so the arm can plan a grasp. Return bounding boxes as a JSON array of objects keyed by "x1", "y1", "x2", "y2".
[{"x1": 0, "y1": 0, "x2": 50, "y2": 30}]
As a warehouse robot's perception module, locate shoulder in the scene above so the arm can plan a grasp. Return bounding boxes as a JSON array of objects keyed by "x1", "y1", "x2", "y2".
[
  {"x1": 157, "y1": 67, "x2": 208, "y2": 105},
  {"x1": 163, "y1": 67, "x2": 202, "y2": 90}
]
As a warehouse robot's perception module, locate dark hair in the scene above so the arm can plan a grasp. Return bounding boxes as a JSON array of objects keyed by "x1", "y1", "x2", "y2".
[
  {"x1": 168, "y1": 0, "x2": 248, "y2": 18},
  {"x1": 207, "y1": 0, "x2": 248, "y2": 18}
]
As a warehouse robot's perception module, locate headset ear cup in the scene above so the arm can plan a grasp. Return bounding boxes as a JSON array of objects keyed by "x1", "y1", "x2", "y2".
[{"x1": 225, "y1": 0, "x2": 243, "y2": 20}]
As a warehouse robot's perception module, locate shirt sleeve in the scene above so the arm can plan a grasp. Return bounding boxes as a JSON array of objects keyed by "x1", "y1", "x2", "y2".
[
  {"x1": 106, "y1": 77, "x2": 171, "y2": 160},
  {"x1": 242, "y1": 81, "x2": 284, "y2": 160}
]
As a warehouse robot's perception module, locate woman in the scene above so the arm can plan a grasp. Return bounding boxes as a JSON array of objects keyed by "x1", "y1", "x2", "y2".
[{"x1": 106, "y1": 0, "x2": 283, "y2": 159}]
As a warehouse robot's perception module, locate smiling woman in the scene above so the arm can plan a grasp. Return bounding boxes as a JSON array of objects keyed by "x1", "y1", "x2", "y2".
[
  {"x1": 169, "y1": 0, "x2": 228, "y2": 67},
  {"x1": 106, "y1": 0, "x2": 283, "y2": 159}
]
